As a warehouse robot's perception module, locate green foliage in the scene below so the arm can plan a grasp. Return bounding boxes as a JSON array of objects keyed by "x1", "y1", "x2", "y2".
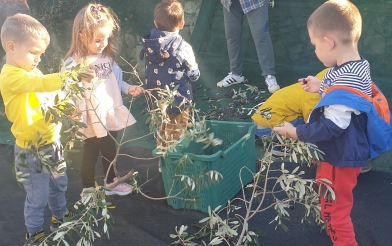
[
  {"x1": 29, "y1": 0, "x2": 78, "y2": 32},
  {"x1": 99, "y1": 0, "x2": 157, "y2": 35},
  {"x1": 170, "y1": 132, "x2": 334, "y2": 246},
  {"x1": 24, "y1": 187, "x2": 113, "y2": 246}
]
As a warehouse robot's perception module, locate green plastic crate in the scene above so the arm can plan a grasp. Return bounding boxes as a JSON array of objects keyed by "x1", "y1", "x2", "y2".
[{"x1": 154, "y1": 120, "x2": 256, "y2": 213}]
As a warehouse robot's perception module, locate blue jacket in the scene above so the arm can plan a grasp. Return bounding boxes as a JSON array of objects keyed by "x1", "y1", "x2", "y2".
[
  {"x1": 297, "y1": 89, "x2": 392, "y2": 167},
  {"x1": 141, "y1": 28, "x2": 197, "y2": 114}
]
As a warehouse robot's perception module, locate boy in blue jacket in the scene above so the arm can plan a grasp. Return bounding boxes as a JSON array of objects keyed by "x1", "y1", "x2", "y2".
[
  {"x1": 140, "y1": 0, "x2": 200, "y2": 168},
  {"x1": 274, "y1": 1, "x2": 392, "y2": 245}
]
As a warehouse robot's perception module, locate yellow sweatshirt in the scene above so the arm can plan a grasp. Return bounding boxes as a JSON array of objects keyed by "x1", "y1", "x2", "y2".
[
  {"x1": 252, "y1": 68, "x2": 330, "y2": 128},
  {"x1": 0, "y1": 65, "x2": 63, "y2": 148}
]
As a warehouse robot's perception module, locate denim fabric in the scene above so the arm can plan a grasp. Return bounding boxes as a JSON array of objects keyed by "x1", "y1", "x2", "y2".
[
  {"x1": 223, "y1": 0, "x2": 275, "y2": 76},
  {"x1": 15, "y1": 140, "x2": 67, "y2": 235}
]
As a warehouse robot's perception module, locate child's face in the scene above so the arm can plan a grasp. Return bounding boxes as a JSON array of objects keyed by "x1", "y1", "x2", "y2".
[
  {"x1": 308, "y1": 26, "x2": 336, "y2": 67},
  {"x1": 6, "y1": 36, "x2": 47, "y2": 72},
  {"x1": 83, "y1": 26, "x2": 111, "y2": 55}
]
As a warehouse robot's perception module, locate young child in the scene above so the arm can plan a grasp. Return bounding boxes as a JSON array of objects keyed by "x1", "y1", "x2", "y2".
[
  {"x1": 252, "y1": 68, "x2": 329, "y2": 138},
  {"x1": 252, "y1": 68, "x2": 328, "y2": 157},
  {"x1": 64, "y1": 3, "x2": 143, "y2": 198},
  {"x1": 0, "y1": 13, "x2": 87, "y2": 244},
  {"x1": 140, "y1": 0, "x2": 200, "y2": 170},
  {"x1": 273, "y1": 1, "x2": 392, "y2": 245}
]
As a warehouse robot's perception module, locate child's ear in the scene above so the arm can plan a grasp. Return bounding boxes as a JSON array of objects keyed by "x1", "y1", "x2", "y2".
[
  {"x1": 323, "y1": 35, "x2": 335, "y2": 50},
  {"x1": 154, "y1": 20, "x2": 158, "y2": 28},
  {"x1": 5, "y1": 41, "x2": 15, "y2": 53},
  {"x1": 179, "y1": 19, "x2": 185, "y2": 30},
  {"x1": 78, "y1": 32, "x2": 86, "y2": 43}
]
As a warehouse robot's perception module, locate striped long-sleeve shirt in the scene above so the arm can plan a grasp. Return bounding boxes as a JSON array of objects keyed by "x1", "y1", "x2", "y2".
[
  {"x1": 297, "y1": 59, "x2": 376, "y2": 167},
  {"x1": 319, "y1": 59, "x2": 372, "y2": 98},
  {"x1": 221, "y1": 0, "x2": 265, "y2": 14}
]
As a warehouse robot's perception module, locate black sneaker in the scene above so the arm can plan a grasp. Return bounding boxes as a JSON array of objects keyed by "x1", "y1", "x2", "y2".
[
  {"x1": 25, "y1": 229, "x2": 48, "y2": 245},
  {"x1": 50, "y1": 209, "x2": 77, "y2": 232},
  {"x1": 360, "y1": 161, "x2": 372, "y2": 173}
]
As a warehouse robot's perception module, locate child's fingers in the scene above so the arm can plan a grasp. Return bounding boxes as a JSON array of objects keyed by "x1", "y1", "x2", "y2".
[{"x1": 298, "y1": 78, "x2": 308, "y2": 85}]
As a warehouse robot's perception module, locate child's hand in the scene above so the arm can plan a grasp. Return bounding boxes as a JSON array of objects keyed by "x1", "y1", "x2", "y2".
[
  {"x1": 298, "y1": 76, "x2": 321, "y2": 93},
  {"x1": 78, "y1": 68, "x2": 96, "y2": 83},
  {"x1": 128, "y1": 85, "x2": 144, "y2": 97},
  {"x1": 273, "y1": 122, "x2": 298, "y2": 139}
]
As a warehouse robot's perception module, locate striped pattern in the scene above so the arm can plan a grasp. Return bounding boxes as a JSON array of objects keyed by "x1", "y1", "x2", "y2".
[
  {"x1": 319, "y1": 59, "x2": 372, "y2": 97},
  {"x1": 222, "y1": 0, "x2": 265, "y2": 14}
]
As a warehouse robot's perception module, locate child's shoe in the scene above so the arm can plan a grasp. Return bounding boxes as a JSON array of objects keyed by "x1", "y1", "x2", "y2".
[
  {"x1": 80, "y1": 187, "x2": 96, "y2": 208},
  {"x1": 105, "y1": 178, "x2": 133, "y2": 196},
  {"x1": 25, "y1": 229, "x2": 50, "y2": 245},
  {"x1": 265, "y1": 75, "x2": 280, "y2": 93},
  {"x1": 271, "y1": 146, "x2": 292, "y2": 157},
  {"x1": 217, "y1": 72, "x2": 245, "y2": 87},
  {"x1": 50, "y1": 209, "x2": 78, "y2": 232},
  {"x1": 360, "y1": 161, "x2": 372, "y2": 173}
]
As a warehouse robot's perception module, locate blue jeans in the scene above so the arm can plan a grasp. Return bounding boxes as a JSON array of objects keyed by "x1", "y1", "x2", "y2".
[
  {"x1": 255, "y1": 117, "x2": 305, "y2": 138},
  {"x1": 15, "y1": 140, "x2": 67, "y2": 235},
  {"x1": 223, "y1": 0, "x2": 275, "y2": 76}
]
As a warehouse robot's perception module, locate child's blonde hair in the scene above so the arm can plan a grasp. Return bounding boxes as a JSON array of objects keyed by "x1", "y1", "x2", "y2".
[
  {"x1": 307, "y1": 0, "x2": 362, "y2": 44},
  {"x1": 0, "y1": 14, "x2": 50, "y2": 50},
  {"x1": 154, "y1": 0, "x2": 184, "y2": 32},
  {"x1": 65, "y1": 3, "x2": 119, "y2": 66}
]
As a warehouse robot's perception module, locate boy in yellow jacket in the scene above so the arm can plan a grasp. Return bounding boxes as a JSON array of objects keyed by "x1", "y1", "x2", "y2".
[{"x1": 0, "y1": 14, "x2": 92, "y2": 244}]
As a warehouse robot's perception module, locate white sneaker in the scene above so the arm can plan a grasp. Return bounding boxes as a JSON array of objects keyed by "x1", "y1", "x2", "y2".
[
  {"x1": 265, "y1": 75, "x2": 280, "y2": 93},
  {"x1": 271, "y1": 146, "x2": 292, "y2": 157},
  {"x1": 217, "y1": 72, "x2": 245, "y2": 87},
  {"x1": 105, "y1": 178, "x2": 133, "y2": 196}
]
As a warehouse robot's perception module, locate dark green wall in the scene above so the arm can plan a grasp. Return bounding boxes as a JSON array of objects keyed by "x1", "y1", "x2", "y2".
[{"x1": 193, "y1": 0, "x2": 392, "y2": 98}]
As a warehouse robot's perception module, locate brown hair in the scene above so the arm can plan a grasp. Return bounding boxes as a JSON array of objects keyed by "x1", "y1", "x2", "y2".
[
  {"x1": 64, "y1": 3, "x2": 119, "y2": 66},
  {"x1": 1, "y1": 14, "x2": 50, "y2": 50},
  {"x1": 307, "y1": 0, "x2": 362, "y2": 44},
  {"x1": 154, "y1": 0, "x2": 184, "y2": 32}
]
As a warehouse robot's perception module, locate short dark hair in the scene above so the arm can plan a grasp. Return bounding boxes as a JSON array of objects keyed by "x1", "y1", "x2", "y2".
[
  {"x1": 307, "y1": 0, "x2": 362, "y2": 44},
  {"x1": 154, "y1": 0, "x2": 184, "y2": 32}
]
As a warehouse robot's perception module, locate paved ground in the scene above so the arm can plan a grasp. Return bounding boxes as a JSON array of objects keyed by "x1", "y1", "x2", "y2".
[{"x1": 1, "y1": 143, "x2": 392, "y2": 246}]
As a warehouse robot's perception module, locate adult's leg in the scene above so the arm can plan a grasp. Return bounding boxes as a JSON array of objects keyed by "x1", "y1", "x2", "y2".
[
  {"x1": 223, "y1": 0, "x2": 245, "y2": 75},
  {"x1": 81, "y1": 137, "x2": 100, "y2": 188},
  {"x1": 316, "y1": 162, "x2": 361, "y2": 246},
  {"x1": 247, "y1": 3, "x2": 275, "y2": 77}
]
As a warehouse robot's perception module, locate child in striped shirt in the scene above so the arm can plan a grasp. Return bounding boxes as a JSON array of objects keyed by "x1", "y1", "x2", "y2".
[{"x1": 274, "y1": 1, "x2": 392, "y2": 245}]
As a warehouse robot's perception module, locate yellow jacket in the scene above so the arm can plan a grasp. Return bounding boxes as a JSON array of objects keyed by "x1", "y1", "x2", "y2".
[
  {"x1": 0, "y1": 65, "x2": 62, "y2": 148},
  {"x1": 251, "y1": 68, "x2": 330, "y2": 128}
]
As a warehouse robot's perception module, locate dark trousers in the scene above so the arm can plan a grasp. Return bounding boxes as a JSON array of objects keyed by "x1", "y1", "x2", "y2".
[
  {"x1": 223, "y1": 0, "x2": 275, "y2": 77},
  {"x1": 81, "y1": 131, "x2": 118, "y2": 188}
]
